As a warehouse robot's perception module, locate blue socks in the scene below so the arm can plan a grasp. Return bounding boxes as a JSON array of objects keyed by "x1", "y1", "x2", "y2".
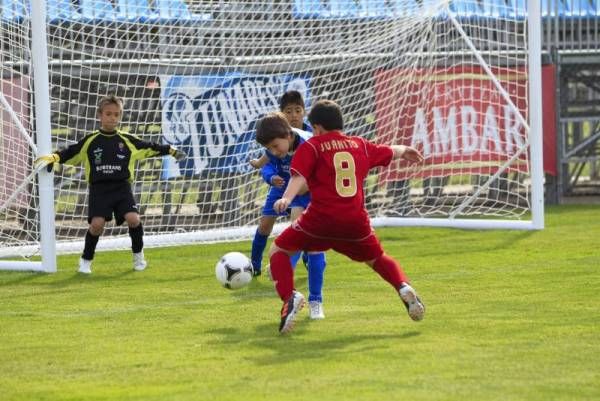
[
  {"x1": 252, "y1": 230, "x2": 327, "y2": 301},
  {"x1": 307, "y1": 253, "x2": 326, "y2": 302},
  {"x1": 290, "y1": 252, "x2": 301, "y2": 268},
  {"x1": 251, "y1": 230, "x2": 269, "y2": 273},
  {"x1": 253, "y1": 227, "x2": 305, "y2": 273}
]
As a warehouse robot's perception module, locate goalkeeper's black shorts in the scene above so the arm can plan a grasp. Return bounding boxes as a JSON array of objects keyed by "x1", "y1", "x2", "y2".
[{"x1": 88, "y1": 181, "x2": 138, "y2": 226}]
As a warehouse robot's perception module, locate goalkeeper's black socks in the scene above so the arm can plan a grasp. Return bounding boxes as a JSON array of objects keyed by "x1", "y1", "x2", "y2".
[
  {"x1": 129, "y1": 223, "x2": 144, "y2": 254},
  {"x1": 82, "y1": 230, "x2": 100, "y2": 260}
]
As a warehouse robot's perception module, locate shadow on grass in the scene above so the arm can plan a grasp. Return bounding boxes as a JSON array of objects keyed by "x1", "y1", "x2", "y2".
[
  {"x1": 413, "y1": 230, "x2": 537, "y2": 258},
  {"x1": 204, "y1": 325, "x2": 421, "y2": 365},
  {"x1": 252, "y1": 328, "x2": 421, "y2": 365},
  {"x1": 46, "y1": 269, "x2": 136, "y2": 288},
  {"x1": 0, "y1": 272, "x2": 46, "y2": 287}
]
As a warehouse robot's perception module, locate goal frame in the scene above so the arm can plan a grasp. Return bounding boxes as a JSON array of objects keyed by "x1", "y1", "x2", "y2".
[
  {"x1": 0, "y1": 4, "x2": 56, "y2": 273},
  {"x1": 0, "y1": 0, "x2": 544, "y2": 273}
]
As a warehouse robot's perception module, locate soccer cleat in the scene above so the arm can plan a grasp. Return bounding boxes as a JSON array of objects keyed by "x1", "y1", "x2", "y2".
[
  {"x1": 252, "y1": 266, "x2": 261, "y2": 277},
  {"x1": 279, "y1": 291, "x2": 306, "y2": 334},
  {"x1": 133, "y1": 251, "x2": 147, "y2": 271},
  {"x1": 308, "y1": 301, "x2": 325, "y2": 320},
  {"x1": 78, "y1": 258, "x2": 92, "y2": 274},
  {"x1": 399, "y1": 283, "x2": 425, "y2": 321}
]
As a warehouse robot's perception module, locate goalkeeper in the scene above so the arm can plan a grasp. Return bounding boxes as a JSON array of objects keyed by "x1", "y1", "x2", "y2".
[{"x1": 34, "y1": 95, "x2": 185, "y2": 274}]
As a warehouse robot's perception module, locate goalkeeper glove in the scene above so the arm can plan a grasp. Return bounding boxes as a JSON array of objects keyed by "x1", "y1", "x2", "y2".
[
  {"x1": 169, "y1": 146, "x2": 186, "y2": 162},
  {"x1": 34, "y1": 153, "x2": 60, "y2": 172}
]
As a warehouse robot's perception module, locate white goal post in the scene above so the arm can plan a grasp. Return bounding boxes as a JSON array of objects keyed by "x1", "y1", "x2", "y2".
[{"x1": 0, "y1": 0, "x2": 544, "y2": 273}]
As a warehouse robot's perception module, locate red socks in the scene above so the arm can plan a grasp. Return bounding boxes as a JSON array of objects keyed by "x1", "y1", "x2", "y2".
[
  {"x1": 270, "y1": 251, "x2": 295, "y2": 301},
  {"x1": 372, "y1": 254, "x2": 409, "y2": 290}
]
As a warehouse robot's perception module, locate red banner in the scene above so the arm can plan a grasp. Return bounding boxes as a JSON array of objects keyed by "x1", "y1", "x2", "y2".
[
  {"x1": 0, "y1": 77, "x2": 31, "y2": 209},
  {"x1": 375, "y1": 65, "x2": 556, "y2": 180}
]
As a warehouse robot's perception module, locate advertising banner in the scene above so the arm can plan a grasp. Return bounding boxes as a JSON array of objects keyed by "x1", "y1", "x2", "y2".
[
  {"x1": 160, "y1": 74, "x2": 310, "y2": 178},
  {"x1": 0, "y1": 77, "x2": 30, "y2": 209},
  {"x1": 374, "y1": 65, "x2": 556, "y2": 180}
]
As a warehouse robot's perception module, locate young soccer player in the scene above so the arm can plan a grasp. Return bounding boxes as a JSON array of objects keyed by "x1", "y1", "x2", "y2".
[
  {"x1": 250, "y1": 95, "x2": 327, "y2": 319},
  {"x1": 34, "y1": 95, "x2": 185, "y2": 274},
  {"x1": 263, "y1": 100, "x2": 426, "y2": 334},
  {"x1": 250, "y1": 91, "x2": 314, "y2": 276},
  {"x1": 249, "y1": 90, "x2": 311, "y2": 170}
]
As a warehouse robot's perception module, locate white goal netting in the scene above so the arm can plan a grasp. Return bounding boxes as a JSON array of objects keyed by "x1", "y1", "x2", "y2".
[{"x1": 0, "y1": 0, "x2": 540, "y2": 262}]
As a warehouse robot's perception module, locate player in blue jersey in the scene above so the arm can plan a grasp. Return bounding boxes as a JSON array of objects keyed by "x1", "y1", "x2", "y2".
[{"x1": 249, "y1": 91, "x2": 327, "y2": 319}]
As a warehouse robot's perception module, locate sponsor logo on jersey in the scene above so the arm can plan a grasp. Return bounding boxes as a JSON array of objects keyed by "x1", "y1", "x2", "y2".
[{"x1": 93, "y1": 147, "x2": 103, "y2": 164}]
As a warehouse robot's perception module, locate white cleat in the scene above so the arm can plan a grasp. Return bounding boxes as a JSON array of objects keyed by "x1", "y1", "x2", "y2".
[
  {"x1": 309, "y1": 301, "x2": 325, "y2": 320},
  {"x1": 399, "y1": 284, "x2": 425, "y2": 321},
  {"x1": 78, "y1": 258, "x2": 92, "y2": 274},
  {"x1": 133, "y1": 251, "x2": 147, "y2": 271}
]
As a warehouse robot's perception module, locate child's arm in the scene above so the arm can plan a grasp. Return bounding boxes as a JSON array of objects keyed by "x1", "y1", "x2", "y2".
[
  {"x1": 391, "y1": 145, "x2": 424, "y2": 163},
  {"x1": 259, "y1": 158, "x2": 285, "y2": 188},
  {"x1": 249, "y1": 153, "x2": 268, "y2": 169},
  {"x1": 273, "y1": 175, "x2": 308, "y2": 214},
  {"x1": 124, "y1": 133, "x2": 185, "y2": 161},
  {"x1": 34, "y1": 138, "x2": 89, "y2": 171}
]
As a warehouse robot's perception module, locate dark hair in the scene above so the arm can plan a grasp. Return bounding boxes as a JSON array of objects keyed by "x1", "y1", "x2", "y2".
[
  {"x1": 97, "y1": 95, "x2": 123, "y2": 114},
  {"x1": 255, "y1": 111, "x2": 293, "y2": 146},
  {"x1": 279, "y1": 90, "x2": 305, "y2": 111},
  {"x1": 308, "y1": 99, "x2": 343, "y2": 131}
]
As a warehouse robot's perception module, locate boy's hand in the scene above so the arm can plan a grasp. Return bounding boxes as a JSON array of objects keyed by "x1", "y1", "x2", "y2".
[
  {"x1": 169, "y1": 146, "x2": 186, "y2": 162},
  {"x1": 249, "y1": 159, "x2": 261, "y2": 169},
  {"x1": 273, "y1": 197, "x2": 291, "y2": 214},
  {"x1": 271, "y1": 175, "x2": 285, "y2": 188},
  {"x1": 400, "y1": 145, "x2": 424, "y2": 163},
  {"x1": 34, "y1": 153, "x2": 59, "y2": 172}
]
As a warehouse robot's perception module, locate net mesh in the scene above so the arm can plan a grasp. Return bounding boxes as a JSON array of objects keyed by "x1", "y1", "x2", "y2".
[{"x1": 0, "y1": 0, "x2": 533, "y2": 258}]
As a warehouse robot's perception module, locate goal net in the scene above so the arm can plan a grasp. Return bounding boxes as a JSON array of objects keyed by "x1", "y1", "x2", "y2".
[{"x1": 0, "y1": 0, "x2": 543, "y2": 270}]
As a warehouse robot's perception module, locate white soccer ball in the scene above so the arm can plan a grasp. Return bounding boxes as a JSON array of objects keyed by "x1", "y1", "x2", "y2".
[{"x1": 215, "y1": 252, "x2": 253, "y2": 290}]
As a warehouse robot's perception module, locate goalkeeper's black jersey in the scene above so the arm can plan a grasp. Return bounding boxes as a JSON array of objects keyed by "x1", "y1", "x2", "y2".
[{"x1": 56, "y1": 129, "x2": 171, "y2": 184}]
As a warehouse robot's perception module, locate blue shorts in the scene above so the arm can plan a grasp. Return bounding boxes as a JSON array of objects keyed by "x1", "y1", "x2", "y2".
[{"x1": 262, "y1": 187, "x2": 311, "y2": 216}]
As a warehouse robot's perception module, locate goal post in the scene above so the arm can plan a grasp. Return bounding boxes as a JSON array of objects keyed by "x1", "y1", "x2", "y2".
[
  {"x1": 0, "y1": 0, "x2": 544, "y2": 272},
  {"x1": 0, "y1": 1, "x2": 55, "y2": 272}
]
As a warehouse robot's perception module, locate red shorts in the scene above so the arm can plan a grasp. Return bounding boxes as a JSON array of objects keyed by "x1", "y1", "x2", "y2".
[{"x1": 274, "y1": 225, "x2": 384, "y2": 262}]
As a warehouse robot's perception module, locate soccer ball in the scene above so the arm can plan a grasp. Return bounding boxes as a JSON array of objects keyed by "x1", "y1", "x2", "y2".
[{"x1": 215, "y1": 252, "x2": 253, "y2": 290}]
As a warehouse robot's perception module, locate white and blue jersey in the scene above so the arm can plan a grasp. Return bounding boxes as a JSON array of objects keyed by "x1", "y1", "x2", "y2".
[{"x1": 261, "y1": 126, "x2": 312, "y2": 216}]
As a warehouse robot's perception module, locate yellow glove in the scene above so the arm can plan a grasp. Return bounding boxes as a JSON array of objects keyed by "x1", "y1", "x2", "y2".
[
  {"x1": 34, "y1": 153, "x2": 60, "y2": 171},
  {"x1": 169, "y1": 146, "x2": 186, "y2": 162}
]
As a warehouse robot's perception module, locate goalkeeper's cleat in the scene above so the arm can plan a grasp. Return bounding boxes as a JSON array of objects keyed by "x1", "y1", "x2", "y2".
[
  {"x1": 78, "y1": 258, "x2": 92, "y2": 274},
  {"x1": 133, "y1": 251, "x2": 147, "y2": 271},
  {"x1": 308, "y1": 301, "x2": 325, "y2": 320},
  {"x1": 279, "y1": 291, "x2": 305, "y2": 334},
  {"x1": 252, "y1": 268, "x2": 261, "y2": 277},
  {"x1": 399, "y1": 283, "x2": 425, "y2": 322}
]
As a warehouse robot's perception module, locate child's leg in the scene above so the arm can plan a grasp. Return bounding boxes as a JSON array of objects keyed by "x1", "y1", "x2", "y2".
[
  {"x1": 82, "y1": 217, "x2": 105, "y2": 260},
  {"x1": 125, "y1": 212, "x2": 143, "y2": 254},
  {"x1": 251, "y1": 215, "x2": 276, "y2": 273},
  {"x1": 289, "y1": 206, "x2": 305, "y2": 269},
  {"x1": 307, "y1": 252, "x2": 326, "y2": 303},
  {"x1": 269, "y1": 246, "x2": 296, "y2": 301},
  {"x1": 368, "y1": 253, "x2": 409, "y2": 290},
  {"x1": 290, "y1": 252, "x2": 302, "y2": 268}
]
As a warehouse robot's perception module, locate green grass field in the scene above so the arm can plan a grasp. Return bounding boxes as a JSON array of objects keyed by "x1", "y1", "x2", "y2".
[{"x1": 1, "y1": 205, "x2": 599, "y2": 401}]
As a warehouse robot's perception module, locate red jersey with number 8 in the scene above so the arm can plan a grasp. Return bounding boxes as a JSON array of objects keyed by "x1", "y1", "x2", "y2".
[{"x1": 290, "y1": 130, "x2": 394, "y2": 240}]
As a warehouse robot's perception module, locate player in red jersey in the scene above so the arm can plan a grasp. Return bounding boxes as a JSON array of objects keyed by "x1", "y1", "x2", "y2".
[{"x1": 258, "y1": 100, "x2": 426, "y2": 334}]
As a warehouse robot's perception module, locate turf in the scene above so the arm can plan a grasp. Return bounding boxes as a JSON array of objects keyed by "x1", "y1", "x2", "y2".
[{"x1": 1, "y1": 205, "x2": 599, "y2": 401}]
